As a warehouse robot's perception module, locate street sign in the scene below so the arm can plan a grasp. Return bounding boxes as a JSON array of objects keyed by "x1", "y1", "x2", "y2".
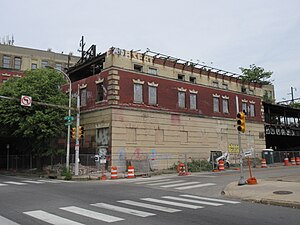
[
  {"x1": 20, "y1": 95, "x2": 32, "y2": 107},
  {"x1": 64, "y1": 121, "x2": 73, "y2": 126},
  {"x1": 100, "y1": 159, "x2": 106, "y2": 164},
  {"x1": 64, "y1": 116, "x2": 74, "y2": 121},
  {"x1": 228, "y1": 144, "x2": 239, "y2": 154},
  {"x1": 243, "y1": 149, "x2": 254, "y2": 158}
]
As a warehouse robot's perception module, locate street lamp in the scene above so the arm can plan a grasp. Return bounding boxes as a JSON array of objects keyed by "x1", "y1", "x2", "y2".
[{"x1": 46, "y1": 66, "x2": 72, "y2": 171}]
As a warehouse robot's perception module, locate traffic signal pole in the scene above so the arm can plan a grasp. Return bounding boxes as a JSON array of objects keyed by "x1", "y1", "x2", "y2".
[
  {"x1": 74, "y1": 85, "x2": 80, "y2": 176},
  {"x1": 238, "y1": 130, "x2": 247, "y2": 185}
]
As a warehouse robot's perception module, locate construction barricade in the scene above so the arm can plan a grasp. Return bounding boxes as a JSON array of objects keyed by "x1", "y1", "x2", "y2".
[
  {"x1": 111, "y1": 166, "x2": 118, "y2": 179},
  {"x1": 218, "y1": 160, "x2": 225, "y2": 171},
  {"x1": 296, "y1": 157, "x2": 300, "y2": 165},
  {"x1": 284, "y1": 158, "x2": 290, "y2": 166},
  {"x1": 291, "y1": 157, "x2": 296, "y2": 165},
  {"x1": 261, "y1": 158, "x2": 267, "y2": 168},
  {"x1": 178, "y1": 163, "x2": 186, "y2": 176},
  {"x1": 127, "y1": 166, "x2": 135, "y2": 179}
]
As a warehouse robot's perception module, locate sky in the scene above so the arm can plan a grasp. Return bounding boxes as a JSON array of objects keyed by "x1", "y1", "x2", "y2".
[{"x1": 1, "y1": 0, "x2": 300, "y2": 101}]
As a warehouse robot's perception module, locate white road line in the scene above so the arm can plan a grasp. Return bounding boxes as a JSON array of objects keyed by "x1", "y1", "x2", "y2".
[
  {"x1": 0, "y1": 215, "x2": 20, "y2": 225},
  {"x1": 118, "y1": 200, "x2": 181, "y2": 213},
  {"x1": 162, "y1": 196, "x2": 223, "y2": 206},
  {"x1": 22, "y1": 180, "x2": 44, "y2": 184},
  {"x1": 148, "y1": 180, "x2": 184, "y2": 186},
  {"x1": 37, "y1": 180, "x2": 65, "y2": 183},
  {"x1": 61, "y1": 206, "x2": 124, "y2": 223},
  {"x1": 0, "y1": 183, "x2": 8, "y2": 186},
  {"x1": 135, "y1": 179, "x2": 172, "y2": 185},
  {"x1": 91, "y1": 203, "x2": 156, "y2": 217},
  {"x1": 181, "y1": 195, "x2": 240, "y2": 204},
  {"x1": 141, "y1": 198, "x2": 203, "y2": 209},
  {"x1": 160, "y1": 181, "x2": 200, "y2": 188},
  {"x1": 23, "y1": 210, "x2": 84, "y2": 225},
  {"x1": 175, "y1": 183, "x2": 216, "y2": 190},
  {"x1": 4, "y1": 181, "x2": 27, "y2": 185}
]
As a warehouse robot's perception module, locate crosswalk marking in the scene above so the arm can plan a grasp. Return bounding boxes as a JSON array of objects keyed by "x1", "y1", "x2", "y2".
[
  {"x1": 141, "y1": 198, "x2": 203, "y2": 209},
  {"x1": 22, "y1": 180, "x2": 44, "y2": 184},
  {"x1": 61, "y1": 206, "x2": 124, "y2": 222},
  {"x1": 148, "y1": 180, "x2": 184, "y2": 186},
  {"x1": 135, "y1": 179, "x2": 172, "y2": 185},
  {"x1": 118, "y1": 200, "x2": 181, "y2": 213},
  {"x1": 161, "y1": 196, "x2": 223, "y2": 206},
  {"x1": 91, "y1": 203, "x2": 156, "y2": 217},
  {"x1": 180, "y1": 195, "x2": 240, "y2": 204},
  {"x1": 175, "y1": 183, "x2": 216, "y2": 190},
  {"x1": 0, "y1": 183, "x2": 8, "y2": 186},
  {"x1": 0, "y1": 215, "x2": 20, "y2": 225},
  {"x1": 23, "y1": 210, "x2": 84, "y2": 225},
  {"x1": 4, "y1": 181, "x2": 27, "y2": 185},
  {"x1": 160, "y1": 181, "x2": 200, "y2": 188}
]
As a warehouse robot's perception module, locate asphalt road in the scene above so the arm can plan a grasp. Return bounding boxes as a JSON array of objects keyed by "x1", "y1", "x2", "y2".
[{"x1": 0, "y1": 166, "x2": 299, "y2": 225}]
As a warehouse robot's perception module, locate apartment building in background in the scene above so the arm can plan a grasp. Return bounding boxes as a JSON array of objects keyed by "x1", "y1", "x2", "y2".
[{"x1": 0, "y1": 43, "x2": 80, "y2": 83}]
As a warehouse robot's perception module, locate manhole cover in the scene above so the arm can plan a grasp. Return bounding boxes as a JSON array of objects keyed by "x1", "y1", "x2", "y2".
[{"x1": 273, "y1": 191, "x2": 293, "y2": 195}]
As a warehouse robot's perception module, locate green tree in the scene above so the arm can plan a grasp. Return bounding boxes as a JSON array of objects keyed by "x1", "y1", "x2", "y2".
[
  {"x1": 0, "y1": 69, "x2": 69, "y2": 160},
  {"x1": 239, "y1": 64, "x2": 273, "y2": 84},
  {"x1": 290, "y1": 102, "x2": 300, "y2": 108}
]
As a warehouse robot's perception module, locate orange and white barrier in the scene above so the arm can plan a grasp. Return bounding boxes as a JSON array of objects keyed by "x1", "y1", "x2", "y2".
[
  {"x1": 218, "y1": 160, "x2": 225, "y2": 171},
  {"x1": 296, "y1": 157, "x2": 300, "y2": 165},
  {"x1": 111, "y1": 166, "x2": 118, "y2": 179},
  {"x1": 178, "y1": 163, "x2": 186, "y2": 176},
  {"x1": 284, "y1": 158, "x2": 290, "y2": 166},
  {"x1": 127, "y1": 166, "x2": 135, "y2": 179},
  {"x1": 261, "y1": 158, "x2": 267, "y2": 168},
  {"x1": 291, "y1": 157, "x2": 296, "y2": 165}
]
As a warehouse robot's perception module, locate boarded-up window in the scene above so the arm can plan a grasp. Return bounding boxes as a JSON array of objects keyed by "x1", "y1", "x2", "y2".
[
  {"x1": 180, "y1": 131, "x2": 188, "y2": 144},
  {"x1": 134, "y1": 83, "x2": 143, "y2": 103},
  {"x1": 96, "y1": 83, "x2": 105, "y2": 102},
  {"x1": 249, "y1": 103, "x2": 255, "y2": 117},
  {"x1": 96, "y1": 127, "x2": 109, "y2": 146},
  {"x1": 222, "y1": 99, "x2": 229, "y2": 114},
  {"x1": 148, "y1": 86, "x2": 157, "y2": 105},
  {"x1": 190, "y1": 93, "x2": 197, "y2": 110},
  {"x1": 126, "y1": 128, "x2": 136, "y2": 142},
  {"x1": 80, "y1": 88, "x2": 87, "y2": 106},
  {"x1": 155, "y1": 129, "x2": 164, "y2": 144},
  {"x1": 213, "y1": 97, "x2": 220, "y2": 112},
  {"x1": 178, "y1": 91, "x2": 185, "y2": 108}
]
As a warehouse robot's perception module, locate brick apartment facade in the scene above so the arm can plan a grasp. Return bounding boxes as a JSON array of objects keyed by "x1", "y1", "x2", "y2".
[{"x1": 67, "y1": 47, "x2": 272, "y2": 168}]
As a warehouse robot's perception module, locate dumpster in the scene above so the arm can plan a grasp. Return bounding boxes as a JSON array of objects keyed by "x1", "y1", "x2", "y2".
[{"x1": 262, "y1": 149, "x2": 274, "y2": 164}]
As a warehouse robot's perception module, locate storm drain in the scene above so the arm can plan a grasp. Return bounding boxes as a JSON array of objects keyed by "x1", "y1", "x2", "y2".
[{"x1": 273, "y1": 191, "x2": 293, "y2": 195}]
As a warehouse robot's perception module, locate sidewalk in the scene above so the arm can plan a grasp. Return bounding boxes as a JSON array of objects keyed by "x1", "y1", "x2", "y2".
[{"x1": 224, "y1": 174, "x2": 300, "y2": 208}]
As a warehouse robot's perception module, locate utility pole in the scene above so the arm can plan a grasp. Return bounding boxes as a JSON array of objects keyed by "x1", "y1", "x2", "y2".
[{"x1": 74, "y1": 85, "x2": 80, "y2": 176}]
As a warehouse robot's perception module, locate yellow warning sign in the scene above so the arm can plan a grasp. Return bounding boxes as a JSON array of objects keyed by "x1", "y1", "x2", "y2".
[{"x1": 228, "y1": 144, "x2": 239, "y2": 154}]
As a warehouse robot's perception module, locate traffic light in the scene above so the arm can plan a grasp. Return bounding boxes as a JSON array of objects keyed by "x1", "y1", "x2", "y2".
[
  {"x1": 71, "y1": 127, "x2": 76, "y2": 139},
  {"x1": 236, "y1": 111, "x2": 246, "y2": 133},
  {"x1": 78, "y1": 126, "x2": 84, "y2": 139}
]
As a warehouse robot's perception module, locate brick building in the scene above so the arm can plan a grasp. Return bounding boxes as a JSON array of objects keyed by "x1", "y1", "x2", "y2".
[
  {"x1": 68, "y1": 47, "x2": 274, "y2": 169},
  {"x1": 0, "y1": 43, "x2": 80, "y2": 83}
]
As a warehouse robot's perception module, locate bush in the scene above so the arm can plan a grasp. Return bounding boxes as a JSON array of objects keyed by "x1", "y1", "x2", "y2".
[
  {"x1": 61, "y1": 167, "x2": 72, "y2": 180},
  {"x1": 188, "y1": 159, "x2": 212, "y2": 172}
]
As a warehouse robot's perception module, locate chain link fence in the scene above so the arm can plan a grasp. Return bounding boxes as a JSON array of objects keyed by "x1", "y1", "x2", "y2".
[{"x1": 1, "y1": 151, "x2": 300, "y2": 176}]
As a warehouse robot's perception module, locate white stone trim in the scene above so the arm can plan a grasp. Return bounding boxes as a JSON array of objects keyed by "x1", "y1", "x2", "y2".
[
  {"x1": 242, "y1": 99, "x2": 248, "y2": 103},
  {"x1": 177, "y1": 87, "x2": 187, "y2": 92},
  {"x1": 133, "y1": 79, "x2": 145, "y2": 84},
  {"x1": 95, "y1": 78, "x2": 104, "y2": 84},
  {"x1": 1, "y1": 73, "x2": 10, "y2": 77},
  {"x1": 189, "y1": 89, "x2": 198, "y2": 94},
  {"x1": 213, "y1": 94, "x2": 220, "y2": 98},
  {"x1": 249, "y1": 100, "x2": 255, "y2": 104},
  {"x1": 79, "y1": 84, "x2": 87, "y2": 89},
  {"x1": 147, "y1": 82, "x2": 159, "y2": 87},
  {"x1": 222, "y1": 95, "x2": 229, "y2": 99}
]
